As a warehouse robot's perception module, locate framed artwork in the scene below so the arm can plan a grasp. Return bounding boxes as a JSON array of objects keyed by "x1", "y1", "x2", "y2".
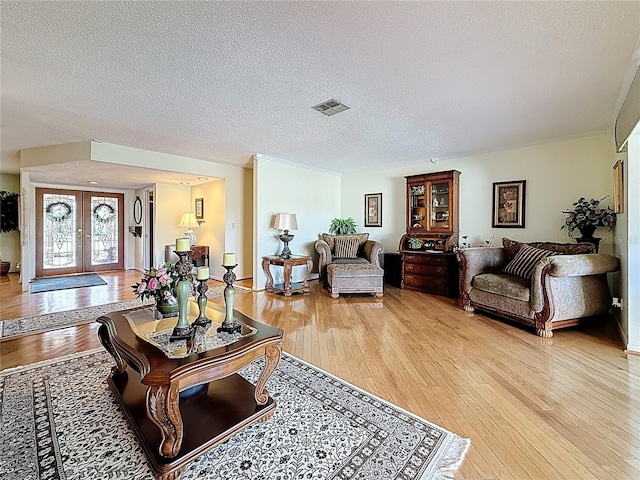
[
  {"x1": 195, "y1": 198, "x2": 204, "y2": 220},
  {"x1": 364, "y1": 193, "x2": 382, "y2": 227},
  {"x1": 492, "y1": 180, "x2": 526, "y2": 228},
  {"x1": 613, "y1": 159, "x2": 624, "y2": 213}
]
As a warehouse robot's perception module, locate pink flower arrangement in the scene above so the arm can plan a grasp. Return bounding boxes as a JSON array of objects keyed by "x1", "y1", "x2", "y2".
[{"x1": 132, "y1": 262, "x2": 185, "y2": 304}]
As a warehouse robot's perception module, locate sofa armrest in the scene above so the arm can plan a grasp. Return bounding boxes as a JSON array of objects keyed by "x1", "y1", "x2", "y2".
[
  {"x1": 459, "y1": 247, "x2": 508, "y2": 294},
  {"x1": 362, "y1": 240, "x2": 384, "y2": 267},
  {"x1": 529, "y1": 254, "x2": 620, "y2": 313},
  {"x1": 315, "y1": 240, "x2": 332, "y2": 277},
  {"x1": 547, "y1": 254, "x2": 620, "y2": 277}
]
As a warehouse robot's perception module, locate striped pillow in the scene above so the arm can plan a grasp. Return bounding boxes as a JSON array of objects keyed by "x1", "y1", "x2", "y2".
[
  {"x1": 334, "y1": 235, "x2": 362, "y2": 259},
  {"x1": 502, "y1": 244, "x2": 554, "y2": 279}
]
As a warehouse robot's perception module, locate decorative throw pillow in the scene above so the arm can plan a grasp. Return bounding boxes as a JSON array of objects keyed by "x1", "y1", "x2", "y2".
[
  {"x1": 502, "y1": 237, "x2": 595, "y2": 261},
  {"x1": 334, "y1": 235, "x2": 366, "y2": 259},
  {"x1": 322, "y1": 233, "x2": 369, "y2": 256},
  {"x1": 502, "y1": 244, "x2": 554, "y2": 279},
  {"x1": 322, "y1": 233, "x2": 336, "y2": 252}
]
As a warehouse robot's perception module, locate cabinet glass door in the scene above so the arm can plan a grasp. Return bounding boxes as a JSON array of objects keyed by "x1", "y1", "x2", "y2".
[
  {"x1": 409, "y1": 184, "x2": 426, "y2": 230},
  {"x1": 429, "y1": 182, "x2": 451, "y2": 230}
]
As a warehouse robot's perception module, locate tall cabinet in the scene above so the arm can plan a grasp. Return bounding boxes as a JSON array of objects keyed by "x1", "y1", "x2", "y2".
[{"x1": 399, "y1": 170, "x2": 460, "y2": 296}]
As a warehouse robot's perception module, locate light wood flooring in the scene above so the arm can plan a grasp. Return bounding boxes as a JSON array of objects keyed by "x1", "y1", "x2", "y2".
[{"x1": 1, "y1": 270, "x2": 639, "y2": 480}]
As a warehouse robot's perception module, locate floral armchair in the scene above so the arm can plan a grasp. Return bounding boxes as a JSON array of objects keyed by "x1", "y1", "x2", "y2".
[{"x1": 459, "y1": 238, "x2": 620, "y2": 338}]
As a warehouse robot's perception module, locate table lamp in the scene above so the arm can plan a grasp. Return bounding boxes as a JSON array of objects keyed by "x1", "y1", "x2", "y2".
[
  {"x1": 272, "y1": 213, "x2": 298, "y2": 259},
  {"x1": 178, "y1": 212, "x2": 198, "y2": 245}
]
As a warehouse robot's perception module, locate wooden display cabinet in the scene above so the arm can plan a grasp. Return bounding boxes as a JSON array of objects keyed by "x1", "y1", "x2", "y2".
[{"x1": 399, "y1": 170, "x2": 461, "y2": 297}]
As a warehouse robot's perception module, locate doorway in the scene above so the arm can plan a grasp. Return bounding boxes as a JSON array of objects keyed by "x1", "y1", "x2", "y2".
[
  {"x1": 35, "y1": 188, "x2": 124, "y2": 277},
  {"x1": 146, "y1": 189, "x2": 154, "y2": 270}
]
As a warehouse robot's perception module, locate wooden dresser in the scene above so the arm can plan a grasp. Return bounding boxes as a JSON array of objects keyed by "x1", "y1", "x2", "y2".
[
  {"x1": 399, "y1": 170, "x2": 461, "y2": 297},
  {"x1": 401, "y1": 251, "x2": 459, "y2": 297}
]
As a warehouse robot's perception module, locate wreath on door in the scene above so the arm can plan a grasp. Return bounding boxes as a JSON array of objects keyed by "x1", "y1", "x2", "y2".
[{"x1": 93, "y1": 203, "x2": 116, "y2": 223}]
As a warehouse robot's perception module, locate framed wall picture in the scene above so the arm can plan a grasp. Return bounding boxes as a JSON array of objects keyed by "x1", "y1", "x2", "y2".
[
  {"x1": 364, "y1": 193, "x2": 382, "y2": 227},
  {"x1": 492, "y1": 180, "x2": 526, "y2": 228},
  {"x1": 613, "y1": 159, "x2": 624, "y2": 213},
  {"x1": 195, "y1": 198, "x2": 204, "y2": 220}
]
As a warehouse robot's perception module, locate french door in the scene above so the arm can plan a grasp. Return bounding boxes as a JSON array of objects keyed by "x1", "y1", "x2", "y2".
[{"x1": 35, "y1": 188, "x2": 124, "y2": 277}]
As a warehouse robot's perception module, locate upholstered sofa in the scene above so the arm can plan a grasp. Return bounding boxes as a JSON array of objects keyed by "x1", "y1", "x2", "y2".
[
  {"x1": 314, "y1": 233, "x2": 385, "y2": 298},
  {"x1": 459, "y1": 238, "x2": 620, "y2": 338}
]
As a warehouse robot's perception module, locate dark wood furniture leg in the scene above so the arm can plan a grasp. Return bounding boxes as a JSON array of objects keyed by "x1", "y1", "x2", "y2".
[
  {"x1": 146, "y1": 383, "x2": 184, "y2": 458},
  {"x1": 254, "y1": 344, "x2": 282, "y2": 405},
  {"x1": 302, "y1": 258, "x2": 312, "y2": 293},
  {"x1": 283, "y1": 262, "x2": 293, "y2": 296},
  {"x1": 97, "y1": 322, "x2": 126, "y2": 375}
]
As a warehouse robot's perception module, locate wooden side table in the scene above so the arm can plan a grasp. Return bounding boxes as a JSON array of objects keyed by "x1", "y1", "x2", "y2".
[{"x1": 262, "y1": 255, "x2": 313, "y2": 296}]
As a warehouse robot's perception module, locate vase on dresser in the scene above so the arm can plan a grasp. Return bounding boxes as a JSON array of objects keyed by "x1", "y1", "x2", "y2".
[{"x1": 576, "y1": 225, "x2": 600, "y2": 252}]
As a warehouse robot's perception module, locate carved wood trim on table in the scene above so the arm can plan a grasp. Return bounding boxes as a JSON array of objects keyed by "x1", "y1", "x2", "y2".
[
  {"x1": 96, "y1": 306, "x2": 284, "y2": 479},
  {"x1": 147, "y1": 383, "x2": 183, "y2": 458}
]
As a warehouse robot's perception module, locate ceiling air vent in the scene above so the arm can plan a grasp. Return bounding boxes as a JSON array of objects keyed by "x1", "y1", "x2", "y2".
[{"x1": 311, "y1": 98, "x2": 350, "y2": 116}]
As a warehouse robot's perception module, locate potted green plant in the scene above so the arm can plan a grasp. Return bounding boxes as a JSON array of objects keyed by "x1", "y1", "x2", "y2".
[
  {"x1": 329, "y1": 217, "x2": 357, "y2": 235},
  {"x1": 561, "y1": 196, "x2": 616, "y2": 238},
  {"x1": 0, "y1": 190, "x2": 19, "y2": 275},
  {"x1": 407, "y1": 237, "x2": 422, "y2": 249}
]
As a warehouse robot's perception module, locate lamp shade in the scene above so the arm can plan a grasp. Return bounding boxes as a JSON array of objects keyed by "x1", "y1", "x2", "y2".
[
  {"x1": 273, "y1": 213, "x2": 298, "y2": 231},
  {"x1": 178, "y1": 212, "x2": 198, "y2": 228}
]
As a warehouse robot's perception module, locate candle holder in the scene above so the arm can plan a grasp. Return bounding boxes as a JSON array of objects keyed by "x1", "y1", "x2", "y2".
[
  {"x1": 192, "y1": 278, "x2": 211, "y2": 328},
  {"x1": 217, "y1": 264, "x2": 241, "y2": 335},
  {"x1": 170, "y1": 249, "x2": 194, "y2": 341}
]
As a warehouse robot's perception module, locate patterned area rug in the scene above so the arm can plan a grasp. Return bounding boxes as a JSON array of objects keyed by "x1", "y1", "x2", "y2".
[
  {"x1": 0, "y1": 285, "x2": 227, "y2": 339},
  {"x1": 0, "y1": 350, "x2": 469, "y2": 480}
]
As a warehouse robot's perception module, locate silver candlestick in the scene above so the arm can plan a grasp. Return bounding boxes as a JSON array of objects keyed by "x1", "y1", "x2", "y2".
[{"x1": 217, "y1": 264, "x2": 241, "y2": 334}]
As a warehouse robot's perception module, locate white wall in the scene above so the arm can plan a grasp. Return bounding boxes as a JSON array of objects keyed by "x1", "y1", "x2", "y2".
[
  {"x1": 253, "y1": 154, "x2": 341, "y2": 290},
  {"x1": 132, "y1": 187, "x2": 147, "y2": 272},
  {"x1": 612, "y1": 150, "x2": 628, "y2": 342},
  {"x1": 154, "y1": 183, "x2": 192, "y2": 267},
  {"x1": 192, "y1": 179, "x2": 227, "y2": 280},
  {"x1": 623, "y1": 130, "x2": 640, "y2": 352},
  {"x1": 91, "y1": 142, "x2": 251, "y2": 278},
  {"x1": 0, "y1": 174, "x2": 21, "y2": 272},
  {"x1": 341, "y1": 134, "x2": 618, "y2": 256},
  {"x1": 20, "y1": 141, "x2": 91, "y2": 168}
]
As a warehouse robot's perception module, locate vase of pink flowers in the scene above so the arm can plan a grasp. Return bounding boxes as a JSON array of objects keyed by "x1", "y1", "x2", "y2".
[{"x1": 132, "y1": 262, "x2": 183, "y2": 318}]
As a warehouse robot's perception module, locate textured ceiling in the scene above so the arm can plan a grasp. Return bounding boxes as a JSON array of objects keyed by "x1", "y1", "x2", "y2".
[{"x1": 2, "y1": 1, "x2": 639, "y2": 184}]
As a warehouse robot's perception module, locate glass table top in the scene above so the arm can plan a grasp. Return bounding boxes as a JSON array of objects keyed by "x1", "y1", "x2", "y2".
[{"x1": 123, "y1": 301, "x2": 257, "y2": 359}]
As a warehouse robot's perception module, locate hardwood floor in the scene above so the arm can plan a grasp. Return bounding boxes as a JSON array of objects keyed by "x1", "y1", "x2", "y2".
[{"x1": 1, "y1": 270, "x2": 639, "y2": 480}]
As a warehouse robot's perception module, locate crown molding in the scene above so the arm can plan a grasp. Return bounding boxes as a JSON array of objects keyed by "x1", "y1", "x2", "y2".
[{"x1": 253, "y1": 153, "x2": 341, "y2": 177}]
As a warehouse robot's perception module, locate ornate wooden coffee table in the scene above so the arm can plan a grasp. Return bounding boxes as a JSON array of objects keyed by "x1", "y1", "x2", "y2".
[{"x1": 97, "y1": 301, "x2": 283, "y2": 480}]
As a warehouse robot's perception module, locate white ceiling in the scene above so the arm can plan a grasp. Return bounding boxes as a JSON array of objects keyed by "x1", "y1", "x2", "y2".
[{"x1": 2, "y1": 1, "x2": 640, "y2": 185}]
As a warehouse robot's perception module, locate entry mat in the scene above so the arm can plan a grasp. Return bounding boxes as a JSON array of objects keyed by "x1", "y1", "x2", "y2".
[{"x1": 30, "y1": 273, "x2": 107, "y2": 293}]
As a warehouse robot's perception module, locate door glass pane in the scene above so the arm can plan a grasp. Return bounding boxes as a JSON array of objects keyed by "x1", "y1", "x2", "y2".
[
  {"x1": 409, "y1": 184, "x2": 426, "y2": 229},
  {"x1": 430, "y1": 183, "x2": 450, "y2": 229},
  {"x1": 43, "y1": 193, "x2": 77, "y2": 269},
  {"x1": 91, "y1": 196, "x2": 119, "y2": 265}
]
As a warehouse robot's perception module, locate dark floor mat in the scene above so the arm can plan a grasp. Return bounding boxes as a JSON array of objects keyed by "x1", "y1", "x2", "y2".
[{"x1": 31, "y1": 273, "x2": 107, "y2": 293}]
